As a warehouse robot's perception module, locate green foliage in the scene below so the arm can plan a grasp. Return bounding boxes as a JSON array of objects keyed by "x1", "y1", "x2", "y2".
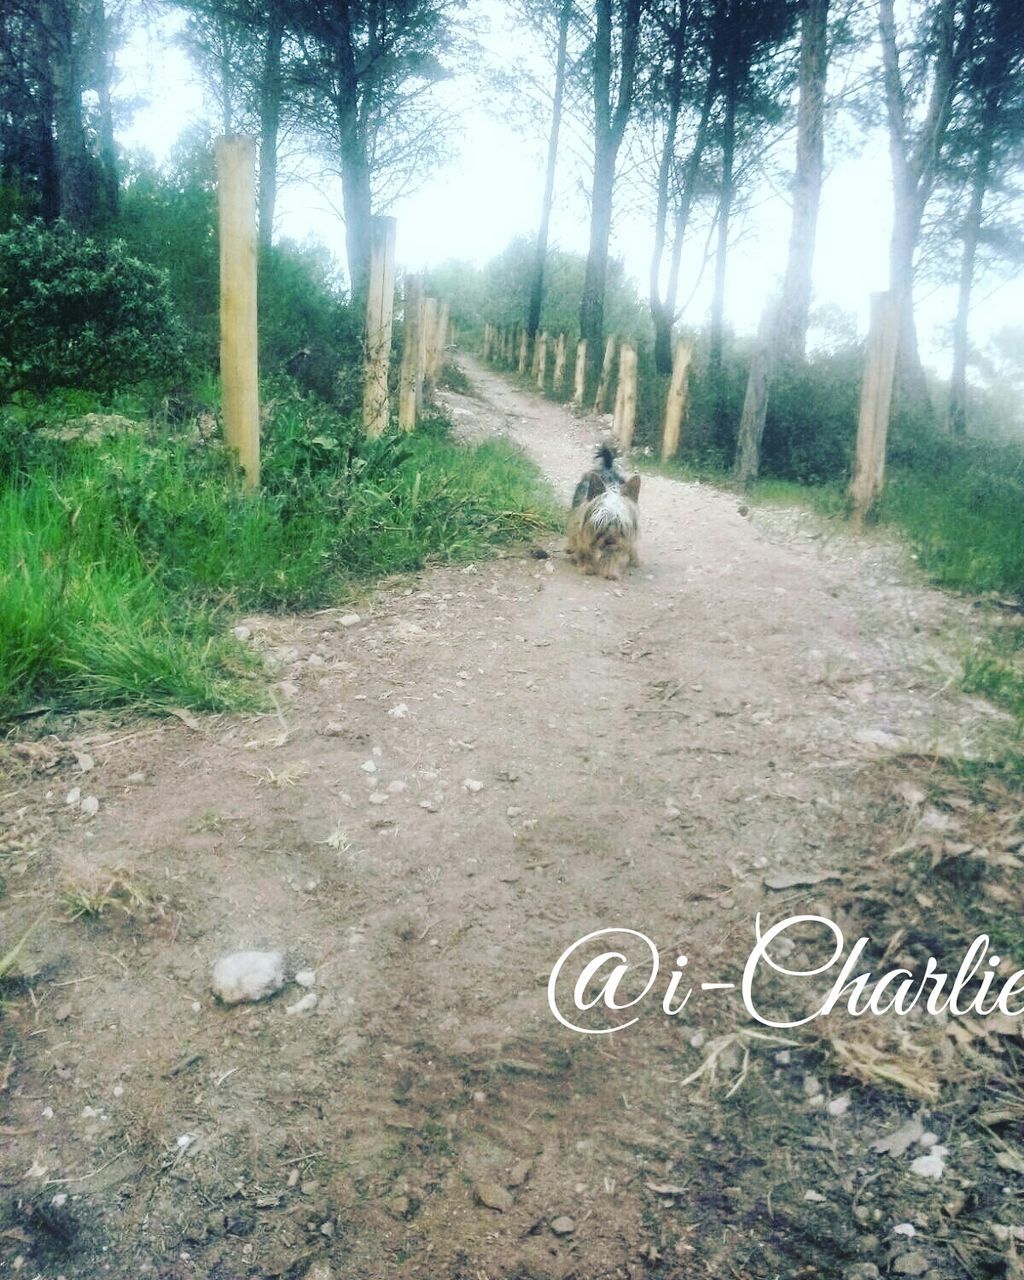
[
  {"x1": 440, "y1": 237, "x2": 649, "y2": 354},
  {"x1": 0, "y1": 394, "x2": 558, "y2": 718},
  {"x1": 0, "y1": 220, "x2": 187, "y2": 400},
  {"x1": 877, "y1": 452, "x2": 1024, "y2": 597}
]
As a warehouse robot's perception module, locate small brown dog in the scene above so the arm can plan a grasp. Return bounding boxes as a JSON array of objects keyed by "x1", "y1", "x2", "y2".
[{"x1": 567, "y1": 444, "x2": 641, "y2": 580}]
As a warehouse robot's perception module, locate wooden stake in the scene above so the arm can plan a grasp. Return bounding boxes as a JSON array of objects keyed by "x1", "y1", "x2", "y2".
[
  {"x1": 849, "y1": 291, "x2": 899, "y2": 523},
  {"x1": 572, "y1": 339, "x2": 587, "y2": 405},
  {"x1": 553, "y1": 333, "x2": 566, "y2": 392},
  {"x1": 536, "y1": 331, "x2": 548, "y2": 391},
  {"x1": 661, "y1": 338, "x2": 693, "y2": 463},
  {"x1": 216, "y1": 135, "x2": 260, "y2": 487},
  {"x1": 422, "y1": 297, "x2": 438, "y2": 394},
  {"x1": 415, "y1": 293, "x2": 427, "y2": 412},
  {"x1": 362, "y1": 215, "x2": 397, "y2": 438},
  {"x1": 613, "y1": 342, "x2": 637, "y2": 450},
  {"x1": 594, "y1": 334, "x2": 616, "y2": 412},
  {"x1": 518, "y1": 329, "x2": 528, "y2": 374},
  {"x1": 432, "y1": 300, "x2": 450, "y2": 382},
  {"x1": 398, "y1": 273, "x2": 422, "y2": 432}
]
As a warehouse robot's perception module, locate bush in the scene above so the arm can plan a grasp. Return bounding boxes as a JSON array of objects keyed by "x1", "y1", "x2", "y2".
[{"x1": 0, "y1": 220, "x2": 186, "y2": 399}]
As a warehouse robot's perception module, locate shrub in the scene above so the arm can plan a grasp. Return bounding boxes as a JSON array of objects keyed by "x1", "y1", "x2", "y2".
[{"x1": 0, "y1": 220, "x2": 186, "y2": 400}]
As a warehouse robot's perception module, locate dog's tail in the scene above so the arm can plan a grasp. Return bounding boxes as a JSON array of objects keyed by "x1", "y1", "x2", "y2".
[{"x1": 594, "y1": 442, "x2": 618, "y2": 470}]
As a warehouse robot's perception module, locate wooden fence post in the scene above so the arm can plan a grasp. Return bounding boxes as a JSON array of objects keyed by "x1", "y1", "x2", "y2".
[
  {"x1": 572, "y1": 339, "x2": 587, "y2": 406},
  {"x1": 849, "y1": 291, "x2": 899, "y2": 523},
  {"x1": 362, "y1": 215, "x2": 397, "y2": 438},
  {"x1": 415, "y1": 293, "x2": 427, "y2": 412},
  {"x1": 594, "y1": 334, "x2": 616, "y2": 412},
  {"x1": 661, "y1": 338, "x2": 693, "y2": 463},
  {"x1": 433, "y1": 300, "x2": 450, "y2": 380},
  {"x1": 518, "y1": 329, "x2": 528, "y2": 374},
  {"x1": 483, "y1": 322, "x2": 492, "y2": 361},
  {"x1": 398, "y1": 273, "x2": 422, "y2": 432},
  {"x1": 422, "y1": 296, "x2": 438, "y2": 395},
  {"x1": 613, "y1": 342, "x2": 637, "y2": 450},
  {"x1": 553, "y1": 333, "x2": 566, "y2": 392},
  {"x1": 216, "y1": 135, "x2": 260, "y2": 487},
  {"x1": 536, "y1": 331, "x2": 548, "y2": 391}
]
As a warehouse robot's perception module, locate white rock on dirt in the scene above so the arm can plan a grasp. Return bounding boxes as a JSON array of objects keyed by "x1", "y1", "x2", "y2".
[
  {"x1": 294, "y1": 969, "x2": 316, "y2": 988},
  {"x1": 211, "y1": 951, "x2": 285, "y2": 1004},
  {"x1": 464, "y1": 779, "x2": 484, "y2": 793},
  {"x1": 286, "y1": 992, "x2": 318, "y2": 1015},
  {"x1": 80, "y1": 795, "x2": 99, "y2": 817},
  {"x1": 828, "y1": 1095, "x2": 851, "y2": 1117},
  {"x1": 339, "y1": 613, "x2": 361, "y2": 627},
  {"x1": 910, "y1": 1149, "x2": 947, "y2": 1180}
]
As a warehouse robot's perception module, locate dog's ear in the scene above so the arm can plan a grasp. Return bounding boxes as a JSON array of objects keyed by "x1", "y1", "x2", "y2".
[
  {"x1": 587, "y1": 473, "x2": 608, "y2": 499},
  {"x1": 622, "y1": 475, "x2": 641, "y2": 501}
]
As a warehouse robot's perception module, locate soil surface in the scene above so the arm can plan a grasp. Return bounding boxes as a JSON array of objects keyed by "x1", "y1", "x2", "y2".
[{"x1": 0, "y1": 357, "x2": 1018, "y2": 1280}]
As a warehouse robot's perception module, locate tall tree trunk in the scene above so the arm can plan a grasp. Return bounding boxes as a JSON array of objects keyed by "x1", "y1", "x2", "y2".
[
  {"x1": 258, "y1": 5, "x2": 284, "y2": 250},
  {"x1": 91, "y1": 0, "x2": 119, "y2": 220},
  {"x1": 649, "y1": 5, "x2": 686, "y2": 376},
  {"x1": 579, "y1": 134, "x2": 616, "y2": 370},
  {"x1": 734, "y1": 0, "x2": 829, "y2": 486},
  {"x1": 709, "y1": 66, "x2": 735, "y2": 443},
  {"x1": 949, "y1": 86, "x2": 998, "y2": 437},
  {"x1": 44, "y1": 0, "x2": 90, "y2": 228},
  {"x1": 339, "y1": 124, "x2": 372, "y2": 313},
  {"x1": 526, "y1": 0, "x2": 571, "y2": 353},
  {"x1": 659, "y1": 68, "x2": 717, "y2": 374},
  {"x1": 776, "y1": 0, "x2": 828, "y2": 357},
  {"x1": 579, "y1": 0, "x2": 640, "y2": 382},
  {"x1": 878, "y1": 0, "x2": 970, "y2": 426}
]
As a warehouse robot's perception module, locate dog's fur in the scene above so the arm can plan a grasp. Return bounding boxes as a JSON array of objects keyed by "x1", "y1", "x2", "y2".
[{"x1": 567, "y1": 444, "x2": 641, "y2": 580}]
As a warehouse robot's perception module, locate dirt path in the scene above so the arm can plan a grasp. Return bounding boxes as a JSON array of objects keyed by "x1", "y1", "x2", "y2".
[{"x1": 0, "y1": 360, "x2": 1012, "y2": 1280}]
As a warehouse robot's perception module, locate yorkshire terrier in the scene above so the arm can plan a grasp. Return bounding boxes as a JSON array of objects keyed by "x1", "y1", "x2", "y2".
[{"x1": 567, "y1": 443, "x2": 641, "y2": 580}]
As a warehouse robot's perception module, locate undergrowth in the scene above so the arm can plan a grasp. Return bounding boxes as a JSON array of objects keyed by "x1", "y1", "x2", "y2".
[{"x1": 0, "y1": 391, "x2": 558, "y2": 717}]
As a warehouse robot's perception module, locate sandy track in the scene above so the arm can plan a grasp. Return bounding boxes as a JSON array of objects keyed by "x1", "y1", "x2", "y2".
[{"x1": 0, "y1": 360, "x2": 1009, "y2": 1279}]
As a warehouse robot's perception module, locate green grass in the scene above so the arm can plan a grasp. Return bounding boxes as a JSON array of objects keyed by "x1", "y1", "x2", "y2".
[
  {"x1": 0, "y1": 398, "x2": 559, "y2": 718},
  {"x1": 876, "y1": 466, "x2": 1024, "y2": 599}
]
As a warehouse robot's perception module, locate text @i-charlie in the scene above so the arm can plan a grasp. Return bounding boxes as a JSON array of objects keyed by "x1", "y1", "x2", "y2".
[{"x1": 546, "y1": 915, "x2": 1024, "y2": 1036}]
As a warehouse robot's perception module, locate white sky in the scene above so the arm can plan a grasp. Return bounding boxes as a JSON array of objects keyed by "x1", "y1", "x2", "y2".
[{"x1": 117, "y1": 3, "x2": 1021, "y2": 376}]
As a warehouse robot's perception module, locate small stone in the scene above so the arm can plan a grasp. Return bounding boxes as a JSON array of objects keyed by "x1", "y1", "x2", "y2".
[
  {"x1": 910, "y1": 1153, "x2": 945, "y2": 1180},
  {"x1": 419, "y1": 799, "x2": 439, "y2": 812},
  {"x1": 803, "y1": 1074, "x2": 823, "y2": 1099},
  {"x1": 65, "y1": 787, "x2": 81, "y2": 806},
  {"x1": 80, "y1": 795, "x2": 99, "y2": 817},
  {"x1": 919, "y1": 1131, "x2": 939, "y2": 1148},
  {"x1": 387, "y1": 1194, "x2": 411, "y2": 1218},
  {"x1": 844, "y1": 1267, "x2": 880, "y2": 1280},
  {"x1": 804, "y1": 1190, "x2": 827, "y2": 1202},
  {"x1": 74, "y1": 751, "x2": 95, "y2": 773},
  {"x1": 464, "y1": 779, "x2": 484, "y2": 793},
  {"x1": 475, "y1": 1181, "x2": 513, "y2": 1212},
  {"x1": 300, "y1": 1265, "x2": 334, "y2": 1280},
  {"x1": 287, "y1": 1168, "x2": 300, "y2": 1187},
  {"x1": 55, "y1": 1002, "x2": 72, "y2": 1023},
  {"x1": 387, "y1": 780, "x2": 407, "y2": 794},
  {"x1": 294, "y1": 969, "x2": 316, "y2": 989},
  {"x1": 893, "y1": 1252, "x2": 929, "y2": 1276},
  {"x1": 361, "y1": 760, "x2": 377, "y2": 774},
  {"x1": 285, "y1": 992, "x2": 318, "y2": 1015},
  {"x1": 368, "y1": 792, "x2": 388, "y2": 805},
  {"x1": 775, "y1": 1050, "x2": 791, "y2": 1064},
  {"x1": 894, "y1": 1223, "x2": 917, "y2": 1237},
  {"x1": 388, "y1": 703, "x2": 410, "y2": 718},
  {"x1": 828, "y1": 1095, "x2": 851, "y2": 1117},
  {"x1": 550, "y1": 1215, "x2": 575, "y2": 1236},
  {"x1": 126, "y1": 771, "x2": 145, "y2": 784},
  {"x1": 323, "y1": 721, "x2": 345, "y2": 736},
  {"x1": 231, "y1": 625, "x2": 252, "y2": 642},
  {"x1": 507, "y1": 1158, "x2": 532, "y2": 1188},
  {"x1": 319, "y1": 1220, "x2": 334, "y2": 1237},
  {"x1": 339, "y1": 613, "x2": 361, "y2": 627},
  {"x1": 211, "y1": 951, "x2": 285, "y2": 1004}
]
